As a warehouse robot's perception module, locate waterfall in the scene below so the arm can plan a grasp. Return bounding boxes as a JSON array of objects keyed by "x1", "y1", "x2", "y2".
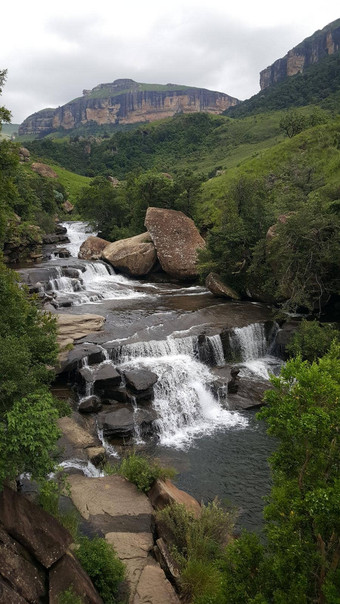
[
  {"x1": 230, "y1": 322, "x2": 281, "y2": 380},
  {"x1": 109, "y1": 334, "x2": 246, "y2": 449}
]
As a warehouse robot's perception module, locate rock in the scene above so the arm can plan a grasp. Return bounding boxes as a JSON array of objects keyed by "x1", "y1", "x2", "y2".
[
  {"x1": 78, "y1": 236, "x2": 110, "y2": 260},
  {"x1": 57, "y1": 343, "x2": 107, "y2": 377},
  {"x1": 49, "y1": 550, "x2": 103, "y2": 604},
  {"x1": 19, "y1": 147, "x2": 30, "y2": 162},
  {"x1": 0, "y1": 578, "x2": 28, "y2": 603},
  {"x1": 31, "y1": 162, "x2": 58, "y2": 178},
  {"x1": 93, "y1": 364, "x2": 122, "y2": 397},
  {"x1": 43, "y1": 233, "x2": 70, "y2": 244},
  {"x1": 68, "y1": 474, "x2": 154, "y2": 532},
  {"x1": 133, "y1": 562, "x2": 180, "y2": 604},
  {"x1": 106, "y1": 531, "x2": 153, "y2": 600},
  {"x1": 0, "y1": 486, "x2": 72, "y2": 568},
  {"x1": 55, "y1": 247, "x2": 71, "y2": 258},
  {"x1": 0, "y1": 542, "x2": 46, "y2": 602},
  {"x1": 228, "y1": 367, "x2": 240, "y2": 394},
  {"x1": 56, "y1": 313, "x2": 105, "y2": 363},
  {"x1": 154, "y1": 538, "x2": 181, "y2": 586},
  {"x1": 55, "y1": 224, "x2": 67, "y2": 235},
  {"x1": 266, "y1": 213, "x2": 295, "y2": 241},
  {"x1": 78, "y1": 396, "x2": 102, "y2": 414},
  {"x1": 87, "y1": 447, "x2": 106, "y2": 466},
  {"x1": 144, "y1": 207, "x2": 205, "y2": 280},
  {"x1": 108, "y1": 176, "x2": 120, "y2": 187},
  {"x1": 58, "y1": 416, "x2": 98, "y2": 450},
  {"x1": 62, "y1": 200, "x2": 74, "y2": 213},
  {"x1": 98, "y1": 407, "x2": 156, "y2": 439},
  {"x1": 124, "y1": 370, "x2": 158, "y2": 392},
  {"x1": 102, "y1": 232, "x2": 156, "y2": 277},
  {"x1": 148, "y1": 479, "x2": 201, "y2": 518},
  {"x1": 205, "y1": 272, "x2": 240, "y2": 300}
]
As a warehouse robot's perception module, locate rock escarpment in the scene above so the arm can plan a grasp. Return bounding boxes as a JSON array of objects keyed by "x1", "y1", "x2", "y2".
[
  {"x1": 19, "y1": 78, "x2": 240, "y2": 137},
  {"x1": 260, "y1": 19, "x2": 340, "y2": 89}
]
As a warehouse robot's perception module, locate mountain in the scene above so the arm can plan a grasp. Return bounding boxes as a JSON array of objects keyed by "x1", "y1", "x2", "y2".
[
  {"x1": 260, "y1": 18, "x2": 340, "y2": 90},
  {"x1": 18, "y1": 79, "x2": 240, "y2": 138}
]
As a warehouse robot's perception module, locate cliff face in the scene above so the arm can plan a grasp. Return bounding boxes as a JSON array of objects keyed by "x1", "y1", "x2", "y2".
[
  {"x1": 260, "y1": 19, "x2": 340, "y2": 90},
  {"x1": 19, "y1": 79, "x2": 240, "y2": 136}
]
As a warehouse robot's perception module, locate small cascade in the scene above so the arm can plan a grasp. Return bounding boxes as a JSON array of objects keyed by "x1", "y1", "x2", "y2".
[
  {"x1": 230, "y1": 322, "x2": 281, "y2": 380},
  {"x1": 96, "y1": 423, "x2": 119, "y2": 458},
  {"x1": 58, "y1": 221, "x2": 97, "y2": 257},
  {"x1": 207, "y1": 334, "x2": 225, "y2": 366},
  {"x1": 58, "y1": 459, "x2": 104, "y2": 478},
  {"x1": 131, "y1": 396, "x2": 144, "y2": 444}
]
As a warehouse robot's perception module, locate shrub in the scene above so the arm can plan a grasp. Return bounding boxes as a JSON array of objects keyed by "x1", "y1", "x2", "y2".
[
  {"x1": 58, "y1": 587, "x2": 84, "y2": 604},
  {"x1": 112, "y1": 452, "x2": 176, "y2": 493},
  {"x1": 75, "y1": 536, "x2": 125, "y2": 604},
  {"x1": 286, "y1": 319, "x2": 339, "y2": 361}
]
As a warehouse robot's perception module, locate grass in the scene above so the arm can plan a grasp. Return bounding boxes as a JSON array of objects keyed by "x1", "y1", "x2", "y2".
[{"x1": 46, "y1": 163, "x2": 91, "y2": 203}]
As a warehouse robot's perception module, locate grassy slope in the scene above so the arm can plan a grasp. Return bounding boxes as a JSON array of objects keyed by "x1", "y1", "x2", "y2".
[
  {"x1": 47, "y1": 164, "x2": 91, "y2": 203},
  {"x1": 197, "y1": 116, "x2": 340, "y2": 227}
]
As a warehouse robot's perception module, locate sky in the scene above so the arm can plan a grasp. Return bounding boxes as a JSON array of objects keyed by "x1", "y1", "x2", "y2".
[{"x1": 1, "y1": 1, "x2": 339, "y2": 124}]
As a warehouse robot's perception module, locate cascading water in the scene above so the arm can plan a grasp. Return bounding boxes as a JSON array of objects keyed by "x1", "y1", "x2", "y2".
[{"x1": 230, "y1": 322, "x2": 281, "y2": 380}]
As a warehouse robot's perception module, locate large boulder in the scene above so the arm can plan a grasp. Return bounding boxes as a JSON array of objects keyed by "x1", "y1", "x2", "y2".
[
  {"x1": 78, "y1": 236, "x2": 110, "y2": 260},
  {"x1": 205, "y1": 272, "x2": 240, "y2": 300},
  {"x1": 98, "y1": 407, "x2": 156, "y2": 439},
  {"x1": 0, "y1": 487, "x2": 72, "y2": 568},
  {"x1": 124, "y1": 370, "x2": 158, "y2": 392},
  {"x1": 148, "y1": 479, "x2": 201, "y2": 518},
  {"x1": 144, "y1": 207, "x2": 205, "y2": 280},
  {"x1": 102, "y1": 232, "x2": 156, "y2": 277},
  {"x1": 93, "y1": 364, "x2": 122, "y2": 397}
]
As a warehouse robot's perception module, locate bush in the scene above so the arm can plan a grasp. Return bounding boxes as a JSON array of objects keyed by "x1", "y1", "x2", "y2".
[
  {"x1": 75, "y1": 536, "x2": 125, "y2": 604},
  {"x1": 286, "y1": 319, "x2": 339, "y2": 361},
  {"x1": 58, "y1": 587, "x2": 84, "y2": 604},
  {"x1": 111, "y1": 452, "x2": 176, "y2": 493}
]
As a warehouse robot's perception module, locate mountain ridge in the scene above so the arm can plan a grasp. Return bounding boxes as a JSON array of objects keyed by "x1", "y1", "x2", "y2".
[{"x1": 18, "y1": 79, "x2": 240, "y2": 138}]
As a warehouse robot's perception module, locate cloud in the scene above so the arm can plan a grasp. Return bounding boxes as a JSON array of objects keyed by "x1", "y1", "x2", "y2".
[{"x1": 0, "y1": 5, "x2": 335, "y2": 123}]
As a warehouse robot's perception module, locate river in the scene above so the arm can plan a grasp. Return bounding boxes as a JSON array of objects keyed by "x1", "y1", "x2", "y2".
[{"x1": 19, "y1": 221, "x2": 282, "y2": 532}]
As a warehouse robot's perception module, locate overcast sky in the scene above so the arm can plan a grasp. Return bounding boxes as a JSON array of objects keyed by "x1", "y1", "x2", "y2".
[{"x1": 1, "y1": 1, "x2": 339, "y2": 123}]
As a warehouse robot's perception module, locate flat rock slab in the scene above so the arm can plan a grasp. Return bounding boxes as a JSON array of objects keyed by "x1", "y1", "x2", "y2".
[
  {"x1": 133, "y1": 562, "x2": 180, "y2": 604},
  {"x1": 68, "y1": 475, "x2": 153, "y2": 530},
  {"x1": 56, "y1": 313, "x2": 105, "y2": 362},
  {"x1": 106, "y1": 532, "x2": 153, "y2": 600}
]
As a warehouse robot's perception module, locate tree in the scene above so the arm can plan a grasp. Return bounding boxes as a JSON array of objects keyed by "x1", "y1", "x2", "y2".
[
  {"x1": 280, "y1": 110, "x2": 307, "y2": 138},
  {"x1": 221, "y1": 346, "x2": 340, "y2": 603}
]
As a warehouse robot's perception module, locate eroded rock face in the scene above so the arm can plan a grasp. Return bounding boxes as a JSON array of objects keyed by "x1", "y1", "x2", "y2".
[
  {"x1": 144, "y1": 207, "x2": 205, "y2": 280},
  {"x1": 102, "y1": 232, "x2": 156, "y2": 277},
  {"x1": 260, "y1": 19, "x2": 340, "y2": 89},
  {"x1": 205, "y1": 272, "x2": 240, "y2": 300},
  {"x1": 78, "y1": 236, "x2": 110, "y2": 260}
]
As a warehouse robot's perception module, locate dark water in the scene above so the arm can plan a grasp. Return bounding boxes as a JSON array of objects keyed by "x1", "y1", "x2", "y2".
[{"x1": 146, "y1": 409, "x2": 275, "y2": 532}]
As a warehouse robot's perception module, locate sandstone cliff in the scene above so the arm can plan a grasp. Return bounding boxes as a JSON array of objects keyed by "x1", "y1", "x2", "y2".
[
  {"x1": 19, "y1": 78, "x2": 240, "y2": 137},
  {"x1": 260, "y1": 19, "x2": 340, "y2": 90}
]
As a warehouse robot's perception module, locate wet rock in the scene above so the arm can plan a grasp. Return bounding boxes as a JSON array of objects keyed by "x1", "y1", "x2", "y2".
[
  {"x1": 55, "y1": 247, "x2": 71, "y2": 258},
  {"x1": 78, "y1": 236, "x2": 110, "y2": 260},
  {"x1": 87, "y1": 447, "x2": 106, "y2": 466},
  {"x1": 148, "y1": 479, "x2": 201, "y2": 517},
  {"x1": 78, "y1": 395, "x2": 102, "y2": 414},
  {"x1": 205, "y1": 272, "x2": 240, "y2": 300},
  {"x1": 93, "y1": 365, "x2": 122, "y2": 397},
  {"x1": 98, "y1": 407, "x2": 156, "y2": 439},
  {"x1": 0, "y1": 486, "x2": 72, "y2": 568},
  {"x1": 43, "y1": 233, "x2": 70, "y2": 245},
  {"x1": 124, "y1": 370, "x2": 158, "y2": 393},
  {"x1": 56, "y1": 313, "x2": 105, "y2": 363},
  {"x1": 102, "y1": 232, "x2": 157, "y2": 277},
  {"x1": 144, "y1": 207, "x2": 205, "y2": 280},
  {"x1": 228, "y1": 367, "x2": 240, "y2": 393},
  {"x1": 49, "y1": 550, "x2": 103, "y2": 604},
  {"x1": 57, "y1": 343, "x2": 107, "y2": 377},
  {"x1": 105, "y1": 386, "x2": 133, "y2": 404},
  {"x1": 55, "y1": 224, "x2": 67, "y2": 235}
]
